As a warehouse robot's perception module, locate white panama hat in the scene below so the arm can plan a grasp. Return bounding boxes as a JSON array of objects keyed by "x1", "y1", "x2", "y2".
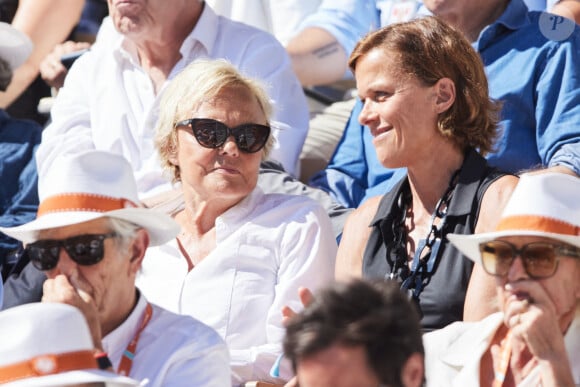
[
  {"x1": 0, "y1": 22, "x2": 33, "y2": 70},
  {"x1": 0, "y1": 150, "x2": 179, "y2": 245},
  {"x1": 447, "y1": 173, "x2": 580, "y2": 265},
  {"x1": 0, "y1": 303, "x2": 142, "y2": 386}
]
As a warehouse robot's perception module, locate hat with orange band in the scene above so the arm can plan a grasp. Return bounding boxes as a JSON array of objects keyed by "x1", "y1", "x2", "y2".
[
  {"x1": 447, "y1": 173, "x2": 580, "y2": 265},
  {"x1": 0, "y1": 150, "x2": 179, "y2": 245},
  {"x1": 0, "y1": 303, "x2": 141, "y2": 386}
]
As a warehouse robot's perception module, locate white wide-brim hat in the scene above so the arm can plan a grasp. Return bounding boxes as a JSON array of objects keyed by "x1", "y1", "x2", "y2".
[
  {"x1": 448, "y1": 173, "x2": 580, "y2": 265},
  {"x1": 0, "y1": 150, "x2": 179, "y2": 245},
  {"x1": 0, "y1": 22, "x2": 33, "y2": 70},
  {"x1": 0, "y1": 303, "x2": 142, "y2": 386}
]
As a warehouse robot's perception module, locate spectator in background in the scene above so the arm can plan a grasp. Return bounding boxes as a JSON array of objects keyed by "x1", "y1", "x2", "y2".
[
  {"x1": 38, "y1": 0, "x2": 109, "y2": 106},
  {"x1": 0, "y1": 150, "x2": 231, "y2": 386},
  {"x1": 37, "y1": 0, "x2": 308, "y2": 190},
  {"x1": 0, "y1": 22, "x2": 41, "y2": 278},
  {"x1": 0, "y1": 302, "x2": 141, "y2": 386},
  {"x1": 310, "y1": 0, "x2": 580, "y2": 209},
  {"x1": 0, "y1": 0, "x2": 84, "y2": 124},
  {"x1": 137, "y1": 59, "x2": 337, "y2": 385},
  {"x1": 426, "y1": 173, "x2": 580, "y2": 386},
  {"x1": 283, "y1": 279, "x2": 425, "y2": 387}
]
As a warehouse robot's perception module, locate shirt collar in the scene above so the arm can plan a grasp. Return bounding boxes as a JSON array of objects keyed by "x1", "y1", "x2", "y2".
[
  {"x1": 181, "y1": 2, "x2": 218, "y2": 60},
  {"x1": 439, "y1": 307, "x2": 580, "y2": 381},
  {"x1": 369, "y1": 149, "x2": 488, "y2": 227},
  {"x1": 102, "y1": 291, "x2": 148, "y2": 363},
  {"x1": 492, "y1": 0, "x2": 530, "y2": 31},
  {"x1": 218, "y1": 187, "x2": 264, "y2": 227},
  {"x1": 475, "y1": 0, "x2": 530, "y2": 50},
  {"x1": 110, "y1": 3, "x2": 220, "y2": 66}
]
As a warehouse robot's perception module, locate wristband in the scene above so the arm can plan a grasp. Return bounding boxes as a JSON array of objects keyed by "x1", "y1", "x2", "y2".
[{"x1": 94, "y1": 352, "x2": 113, "y2": 370}]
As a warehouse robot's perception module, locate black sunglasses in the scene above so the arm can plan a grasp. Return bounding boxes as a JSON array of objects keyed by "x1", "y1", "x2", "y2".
[
  {"x1": 26, "y1": 232, "x2": 118, "y2": 271},
  {"x1": 479, "y1": 240, "x2": 580, "y2": 279},
  {"x1": 175, "y1": 118, "x2": 270, "y2": 153}
]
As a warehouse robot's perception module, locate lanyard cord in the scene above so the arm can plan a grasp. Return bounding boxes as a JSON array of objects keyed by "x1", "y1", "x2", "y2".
[
  {"x1": 492, "y1": 330, "x2": 513, "y2": 387},
  {"x1": 117, "y1": 303, "x2": 153, "y2": 376}
]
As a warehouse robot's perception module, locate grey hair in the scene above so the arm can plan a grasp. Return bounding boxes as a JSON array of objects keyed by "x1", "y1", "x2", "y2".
[
  {"x1": 0, "y1": 57, "x2": 13, "y2": 92},
  {"x1": 154, "y1": 58, "x2": 275, "y2": 183},
  {"x1": 106, "y1": 217, "x2": 142, "y2": 253}
]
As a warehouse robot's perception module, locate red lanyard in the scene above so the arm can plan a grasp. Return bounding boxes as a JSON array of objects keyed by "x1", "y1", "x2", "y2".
[
  {"x1": 117, "y1": 303, "x2": 153, "y2": 376},
  {"x1": 492, "y1": 330, "x2": 513, "y2": 387}
]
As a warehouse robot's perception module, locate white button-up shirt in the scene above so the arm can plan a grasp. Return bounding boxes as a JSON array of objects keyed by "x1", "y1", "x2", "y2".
[
  {"x1": 423, "y1": 307, "x2": 580, "y2": 386},
  {"x1": 102, "y1": 293, "x2": 231, "y2": 387},
  {"x1": 136, "y1": 188, "x2": 337, "y2": 385},
  {"x1": 37, "y1": 4, "x2": 309, "y2": 197}
]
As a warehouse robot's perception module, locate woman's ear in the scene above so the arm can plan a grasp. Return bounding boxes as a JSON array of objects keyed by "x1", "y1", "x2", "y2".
[
  {"x1": 434, "y1": 77, "x2": 456, "y2": 114},
  {"x1": 168, "y1": 141, "x2": 179, "y2": 167}
]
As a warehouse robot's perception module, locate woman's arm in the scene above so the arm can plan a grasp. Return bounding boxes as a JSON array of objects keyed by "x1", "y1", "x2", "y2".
[
  {"x1": 0, "y1": 0, "x2": 84, "y2": 108},
  {"x1": 335, "y1": 196, "x2": 381, "y2": 281},
  {"x1": 463, "y1": 174, "x2": 519, "y2": 321}
]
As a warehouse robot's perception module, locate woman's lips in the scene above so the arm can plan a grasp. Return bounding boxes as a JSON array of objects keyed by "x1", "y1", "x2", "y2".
[{"x1": 371, "y1": 126, "x2": 393, "y2": 138}]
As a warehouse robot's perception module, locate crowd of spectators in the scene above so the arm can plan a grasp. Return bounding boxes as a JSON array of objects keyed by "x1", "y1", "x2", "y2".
[{"x1": 0, "y1": 0, "x2": 578, "y2": 386}]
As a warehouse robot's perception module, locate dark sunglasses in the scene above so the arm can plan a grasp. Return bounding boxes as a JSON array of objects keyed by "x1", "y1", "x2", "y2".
[
  {"x1": 479, "y1": 240, "x2": 580, "y2": 279},
  {"x1": 26, "y1": 232, "x2": 118, "y2": 271},
  {"x1": 175, "y1": 118, "x2": 270, "y2": 153}
]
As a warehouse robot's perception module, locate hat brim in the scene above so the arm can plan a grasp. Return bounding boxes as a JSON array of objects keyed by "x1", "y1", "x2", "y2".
[
  {"x1": 447, "y1": 231, "x2": 580, "y2": 265},
  {"x1": 3, "y1": 369, "x2": 141, "y2": 387},
  {"x1": 0, "y1": 208, "x2": 179, "y2": 246}
]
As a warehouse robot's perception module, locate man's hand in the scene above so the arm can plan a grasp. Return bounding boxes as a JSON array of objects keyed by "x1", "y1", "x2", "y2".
[
  {"x1": 39, "y1": 41, "x2": 90, "y2": 89},
  {"x1": 42, "y1": 273, "x2": 103, "y2": 350},
  {"x1": 504, "y1": 280, "x2": 575, "y2": 386}
]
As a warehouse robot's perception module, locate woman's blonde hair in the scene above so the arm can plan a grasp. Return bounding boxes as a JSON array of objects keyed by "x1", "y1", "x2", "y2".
[{"x1": 155, "y1": 58, "x2": 274, "y2": 182}]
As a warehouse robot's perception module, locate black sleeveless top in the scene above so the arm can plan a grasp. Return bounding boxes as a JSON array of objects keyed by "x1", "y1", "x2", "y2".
[{"x1": 362, "y1": 149, "x2": 507, "y2": 331}]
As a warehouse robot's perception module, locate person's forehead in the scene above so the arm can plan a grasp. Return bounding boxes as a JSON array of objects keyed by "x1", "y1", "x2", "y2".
[{"x1": 297, "y1": 344, "x2": 379, "y2": 387}]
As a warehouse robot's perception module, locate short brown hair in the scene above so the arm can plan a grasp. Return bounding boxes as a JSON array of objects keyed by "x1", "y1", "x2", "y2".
[{"x1": 349, "y1": 16, "x2": 500, "y2": 155}]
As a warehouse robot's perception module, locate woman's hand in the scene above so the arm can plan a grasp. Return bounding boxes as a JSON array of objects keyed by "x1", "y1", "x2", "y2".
[{"x1": 282, "y1": 287, "x2": 314, "y2": 325}]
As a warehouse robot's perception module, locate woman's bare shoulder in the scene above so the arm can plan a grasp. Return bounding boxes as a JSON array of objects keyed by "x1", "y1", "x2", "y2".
[{"x1": 335, "y1": 195, "x2": 382, "y2": 280}]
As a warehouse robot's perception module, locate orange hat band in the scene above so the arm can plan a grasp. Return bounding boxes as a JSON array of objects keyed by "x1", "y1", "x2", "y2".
[
  {"x1": 0, "y1": 350, "x2": 97, "y2": 383},
  {"x1": 38, "y1": 193, "x2": 138, "y2": 217},
  {"x1": 496, "y1": 215, "x2": 580, "y2": 236}
]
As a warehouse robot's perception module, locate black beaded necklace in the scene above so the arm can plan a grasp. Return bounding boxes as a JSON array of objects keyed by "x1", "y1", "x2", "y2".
[{"x1": 386, "y1": 169, "x2": 460, "y2": 304}]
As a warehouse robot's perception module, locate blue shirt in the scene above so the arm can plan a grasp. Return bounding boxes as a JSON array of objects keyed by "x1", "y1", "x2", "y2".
[
  {"x1": 310, "y1": 0, "x2": 580, "y2": 208},
  {"x1": 296, "y1": 0, "x2": 423, "y2": 79},
  {"x1": 296, "y1": 0, "x2": 379, "y2": 61},
  {"x1": 0, "y1": 110, "x2": 42, "y2": 274}
]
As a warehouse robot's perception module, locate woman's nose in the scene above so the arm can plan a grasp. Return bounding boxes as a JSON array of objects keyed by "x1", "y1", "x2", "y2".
[
  {"x1": 358, "y1": 100, "x2": 378, "y2": 127},
  {"x1": 219, "y1": 136, "x2": 240, "y2": 156}
]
